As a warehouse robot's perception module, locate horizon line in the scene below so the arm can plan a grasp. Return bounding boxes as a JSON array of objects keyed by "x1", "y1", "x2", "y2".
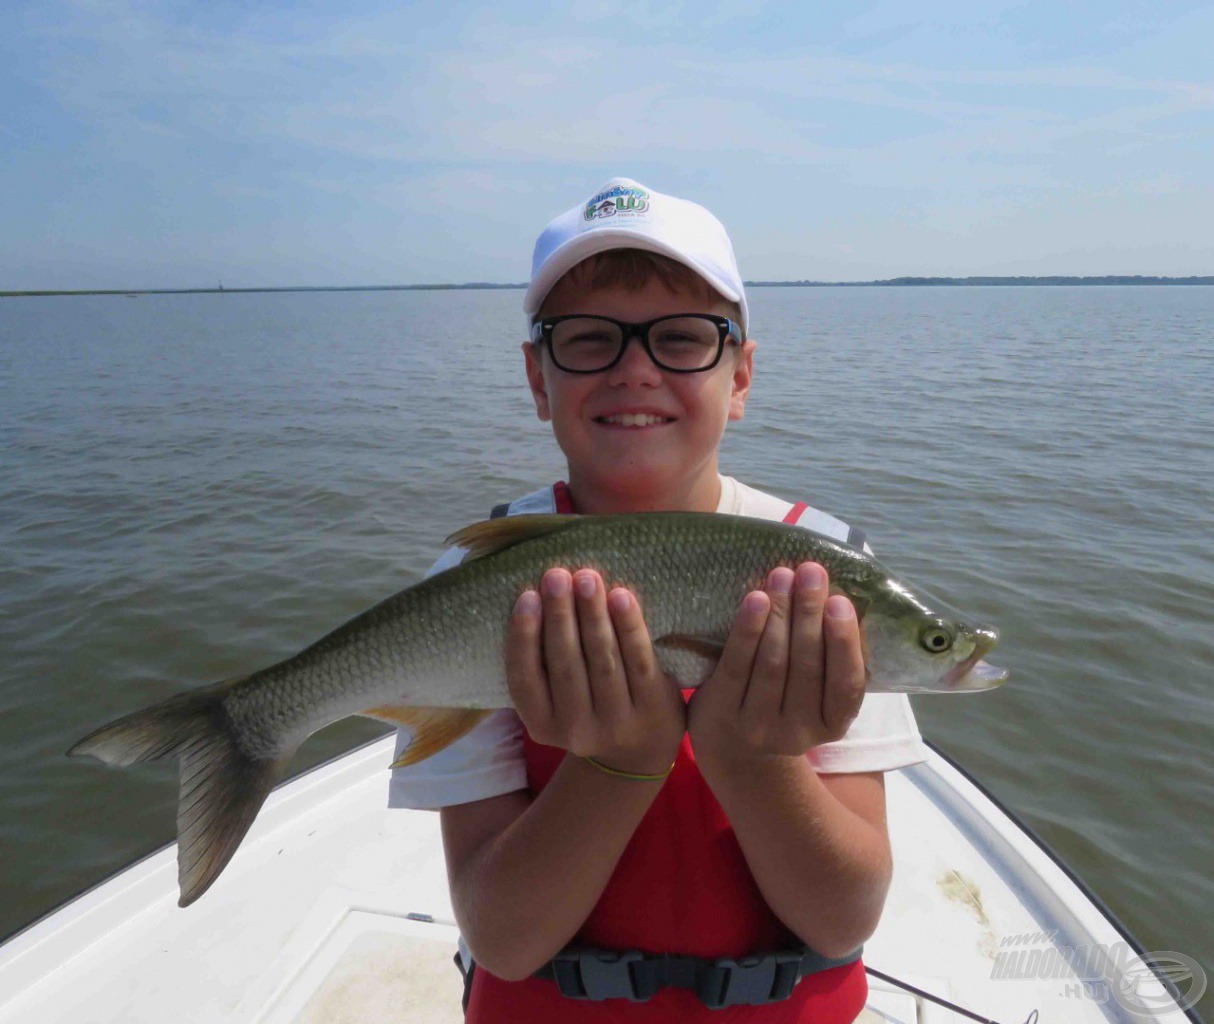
[{"x1": 4, "y1": 274, "x2": 1214, "y2": 298}]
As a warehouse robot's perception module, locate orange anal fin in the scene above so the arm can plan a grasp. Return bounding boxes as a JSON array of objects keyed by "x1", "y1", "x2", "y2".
[{"x1": 360, "y1": 706, "x2": 491, "y2": 768}]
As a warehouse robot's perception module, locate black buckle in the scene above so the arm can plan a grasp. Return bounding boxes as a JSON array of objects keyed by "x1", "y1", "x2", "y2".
[
  {"x1": 541, "y1": 944, "x2": 859, "y2": 1007},
  {"x1": 699, "y1": 951, "x2": 805, "y2": 1009},
  {"x1": 551, "y1": 948, "x2": 647, "y2": 1001}
]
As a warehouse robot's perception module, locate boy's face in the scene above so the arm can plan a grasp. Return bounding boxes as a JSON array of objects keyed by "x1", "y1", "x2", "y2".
[{"x1": 523, "y1": 269, "x2": 756, "y2": 510}]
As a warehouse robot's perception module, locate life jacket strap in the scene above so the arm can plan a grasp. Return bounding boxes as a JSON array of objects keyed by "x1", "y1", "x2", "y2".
[{"x1": 534, "y1": 944, "x2": 862, "y2": 1008}]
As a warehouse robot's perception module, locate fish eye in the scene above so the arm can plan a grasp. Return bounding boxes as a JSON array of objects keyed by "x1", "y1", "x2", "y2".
[{"x1": 919, "y1": 623, "x2": 954, "y2": 653}]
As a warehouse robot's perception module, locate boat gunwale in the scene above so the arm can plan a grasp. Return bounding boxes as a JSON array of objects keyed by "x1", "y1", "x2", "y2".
[
  {"x1": 0, "y1": 733, "x2": 393, "y2": 948},
  {"x1": 921, "y1": 738, "x2": 1206, "y2": 1023}
]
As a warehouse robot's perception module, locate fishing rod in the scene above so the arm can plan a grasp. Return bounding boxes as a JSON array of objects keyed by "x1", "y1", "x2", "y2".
[{"x1": 866, "y1": 964, "x2": 1039, "y2": 1024}]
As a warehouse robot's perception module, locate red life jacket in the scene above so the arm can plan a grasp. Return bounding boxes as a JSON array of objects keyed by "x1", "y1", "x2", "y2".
[
  {"x1": 465, "y1": 730, "x2": 868, "y2": 1023},
  {"x1": 464, "y1": 485, "x2": 868, "y2": 1022}
]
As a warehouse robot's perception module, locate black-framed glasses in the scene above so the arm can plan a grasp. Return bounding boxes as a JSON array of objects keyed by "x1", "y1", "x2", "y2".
[{"x1": 531, "y1": 314, "x2": 742, "y2": 374}]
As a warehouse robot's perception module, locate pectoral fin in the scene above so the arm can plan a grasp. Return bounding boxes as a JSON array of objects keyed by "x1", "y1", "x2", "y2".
[{"x1": 361, "y1": 705, "x2": 491, "y2": 768}]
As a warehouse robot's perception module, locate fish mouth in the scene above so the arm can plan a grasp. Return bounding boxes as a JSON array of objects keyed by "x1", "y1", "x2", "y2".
[
  {"x1": 952, "y1": 658, "x2": 1009, "y2": 690},
  {"x1": 941, "y1": 628, "x2": 1008, "y2": 691}
]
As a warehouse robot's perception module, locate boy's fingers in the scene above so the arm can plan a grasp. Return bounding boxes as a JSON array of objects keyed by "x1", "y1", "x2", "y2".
[
  {"x1": 606, "y1": 588, "x2": 659, "y2": 707},
  {"x1": 821, "y1": 595, "x2": 867, "y2": 739},
  {"x1": 742, "y1": 568, "x2": 795, "y2": 714},
  {"x1": 782, "y1": 562, "x2": 828, "y2": 719},
  {"x1": 505, "y1": 589, "x2": 552, "y2": 729},
  {"x1": 574, "y1": 570, "x2": 629, "y2": 719},
  {"x1": 540, "y1": 568, "x2": 593, "y2": 722},
  {"x1": 713, "y1": 590, "x2": 771, "y2": 710}
]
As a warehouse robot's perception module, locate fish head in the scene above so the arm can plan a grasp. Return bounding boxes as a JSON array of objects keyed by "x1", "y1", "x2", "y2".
[{"x1": 859, "y1": 575, "x2": 1008, "y2": 693}]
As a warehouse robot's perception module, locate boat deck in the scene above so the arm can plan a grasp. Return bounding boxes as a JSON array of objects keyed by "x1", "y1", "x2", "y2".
[{"x1": 0, "y1": 737, "x2": 1195, "y2": 1023}]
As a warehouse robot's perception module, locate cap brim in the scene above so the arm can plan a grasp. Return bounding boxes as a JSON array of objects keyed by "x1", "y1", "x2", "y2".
[{"x1": 524, "y1": 228, "x2": 744, "y2": 322}]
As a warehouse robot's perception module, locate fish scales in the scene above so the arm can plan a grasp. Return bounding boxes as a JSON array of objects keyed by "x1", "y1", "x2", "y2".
[{"x1": 220, "y1": 514, "x2": 877, "y2": 757}]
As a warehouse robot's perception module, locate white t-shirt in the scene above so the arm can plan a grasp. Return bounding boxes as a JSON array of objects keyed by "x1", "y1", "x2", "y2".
[{"x1": 387, "y1": 477, "x2": 929, "y2": 810}]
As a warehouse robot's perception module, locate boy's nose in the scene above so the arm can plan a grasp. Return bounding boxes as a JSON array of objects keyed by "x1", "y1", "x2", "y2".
[{"x1": 605, "y1": 332, "x2": 664, "y2": 385}]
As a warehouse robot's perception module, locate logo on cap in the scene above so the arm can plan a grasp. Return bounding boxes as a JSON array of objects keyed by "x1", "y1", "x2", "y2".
[{"x1": 584, "y1": 185, "x2": 649, "y2": 221}]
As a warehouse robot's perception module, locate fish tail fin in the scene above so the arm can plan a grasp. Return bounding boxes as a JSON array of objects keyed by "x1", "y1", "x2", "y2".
[{"x1": 69, "y1": 677, "x2": 293, "y2": 907}]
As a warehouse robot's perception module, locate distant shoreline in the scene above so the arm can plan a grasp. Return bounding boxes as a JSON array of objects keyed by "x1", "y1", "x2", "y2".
[{"x1": 3, "y1": 275, "x2": 1212, "y2": 297}]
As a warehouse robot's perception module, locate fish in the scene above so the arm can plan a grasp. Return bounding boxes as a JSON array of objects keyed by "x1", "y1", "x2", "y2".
[{"x1": 69, "y1": 512, "x2": 1006, "y2": 906}]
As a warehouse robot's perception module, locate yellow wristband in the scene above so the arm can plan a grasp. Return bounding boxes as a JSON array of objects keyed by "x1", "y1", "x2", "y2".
[{"x1": 582, "y1": 755, "x2": 675, "y2": 782}]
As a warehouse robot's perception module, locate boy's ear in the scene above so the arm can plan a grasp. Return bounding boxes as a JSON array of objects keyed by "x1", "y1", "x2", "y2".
[
  {"x1": 728, "y1": 339, "x2": 757, "y2": 422},
  {"x1": 522, "y1": 341, "x2": 552, "y2": 422}
]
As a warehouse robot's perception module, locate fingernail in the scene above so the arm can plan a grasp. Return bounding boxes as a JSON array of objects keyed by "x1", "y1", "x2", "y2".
[
  {"x1": 608, "y1": 588, "x2": 632, "y2": 614},
  {"x1": 516, "y1": 590, "x2": 540, "y2": 615},
  {"x1": 743, "y1": 591, "x2": 769, "y2": 615},
  {"x1": 575, "y1": 572, "x2": 596, "y2": 599},
  {"x1": 826, "y1": 595, "x2": 853, "y2": 619},
  {"x1": 543, "y1": 570, "x2": 569, "y2": 597},
  {"x1": 797, "y1": 563, "x2": 825, "y2": 591},
  {"x1": 768, "y1": 568, "x2": 794, "y2": 595}
]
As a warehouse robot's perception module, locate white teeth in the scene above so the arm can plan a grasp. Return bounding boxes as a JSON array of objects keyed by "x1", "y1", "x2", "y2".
[{"x1": 600, "y1": 413, "x2": 671, "y2": 427}]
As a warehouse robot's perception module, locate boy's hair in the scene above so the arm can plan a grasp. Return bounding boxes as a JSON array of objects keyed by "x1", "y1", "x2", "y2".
[{"x1": 538, "y1": 249, "x2": 745, "y2": 328}]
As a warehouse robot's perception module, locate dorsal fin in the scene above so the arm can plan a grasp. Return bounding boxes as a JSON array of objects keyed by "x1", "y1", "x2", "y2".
[{"x1": 445, "y1": 514, "x2": 581, "y2": 560}]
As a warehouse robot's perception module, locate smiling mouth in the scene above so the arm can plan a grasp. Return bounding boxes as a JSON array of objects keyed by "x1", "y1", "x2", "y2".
[{"x1": 594, "y1": 414, "x2": 675, "y2": 427}]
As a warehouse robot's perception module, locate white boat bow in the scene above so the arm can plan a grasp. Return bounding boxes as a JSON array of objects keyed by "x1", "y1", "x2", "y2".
[{"x1": 0, "y1": 737, "x2": 1202, "y2": 1024}]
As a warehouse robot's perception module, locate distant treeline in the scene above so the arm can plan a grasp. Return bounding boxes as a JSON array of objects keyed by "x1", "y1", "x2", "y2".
[
  {"x1": 4, "y1": 275, "x2": 1212, "y2": 297},
  {"x1": 748, "y1": 275, "x2": 1214, "y2": 287},
  {"x1": 0, "y1": 283, "x2": 527, "y2": 297}
]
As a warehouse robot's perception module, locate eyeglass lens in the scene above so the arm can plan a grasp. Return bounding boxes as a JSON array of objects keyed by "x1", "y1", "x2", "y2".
[{"x1": 549, "y1": 316, "x2": 723, "y2": 372}]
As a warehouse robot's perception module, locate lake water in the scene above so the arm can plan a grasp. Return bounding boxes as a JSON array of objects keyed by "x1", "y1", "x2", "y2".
[{"x1": 1, "y1": 286, "x2": 1211, "y2": 1004}]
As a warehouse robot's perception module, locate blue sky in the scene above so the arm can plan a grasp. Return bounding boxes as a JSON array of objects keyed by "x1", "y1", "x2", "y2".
[{"x1": 2, "y1": 0, "x2": 1212, "y2": 288}]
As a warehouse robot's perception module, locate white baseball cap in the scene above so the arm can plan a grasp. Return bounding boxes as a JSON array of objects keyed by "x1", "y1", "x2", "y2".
[{"x1": 524, "y1": 177, "x2": 748, "y2": 335}]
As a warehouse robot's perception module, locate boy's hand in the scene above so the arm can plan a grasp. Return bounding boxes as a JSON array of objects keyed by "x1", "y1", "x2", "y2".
[
  {"x1": 506, "y1": 568, "x2": 686, "y2": 776},
  {"x1": 688, "y1": 563, "x2": 866, "y2": 768}
]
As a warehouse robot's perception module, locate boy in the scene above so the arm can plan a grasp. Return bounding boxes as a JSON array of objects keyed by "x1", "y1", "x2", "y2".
[{"x1": 389, "y1": 178, "x2": 927, "y2": 1022}]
